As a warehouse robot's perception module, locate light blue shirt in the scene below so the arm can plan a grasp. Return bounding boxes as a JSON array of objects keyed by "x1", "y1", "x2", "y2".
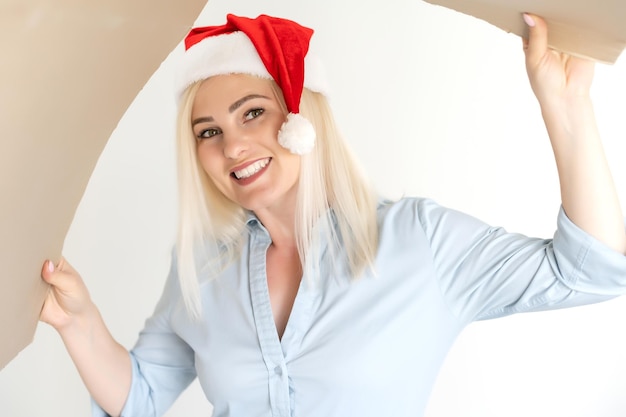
[{"x1": 93, "y1": 197, "x2": 626, "y2": 417}]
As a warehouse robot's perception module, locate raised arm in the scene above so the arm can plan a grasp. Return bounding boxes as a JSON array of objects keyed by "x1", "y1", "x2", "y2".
[
  {"x1": 522, "y1": 13, "x2": 626, "y2": 255},
  {"x1": 40, "y1": 259, "x2": 131, "y2": 416}
]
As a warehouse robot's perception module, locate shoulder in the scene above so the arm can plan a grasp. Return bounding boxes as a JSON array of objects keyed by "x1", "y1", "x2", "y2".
[
  {"x1": 376, "y1": 196, "x2": 493, "y2": 238},
  {"x1": 376, "y1": 196, "x2": 446, "y2": 226},
  {"x1": 375, "y1": 197, "x2": 437, "y2": 244}
]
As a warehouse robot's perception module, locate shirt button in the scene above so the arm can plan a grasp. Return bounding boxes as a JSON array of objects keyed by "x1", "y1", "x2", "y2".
[{"x1": 274, "y1": 365, "x2": 283, "y2": 376}]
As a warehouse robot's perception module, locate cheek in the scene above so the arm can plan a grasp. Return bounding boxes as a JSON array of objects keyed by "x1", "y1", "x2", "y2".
[
  {"x1": 282, "y1": 155, "x2": 301, "y2": 183},
  {"x1": 196, "y1": 145, "x2": 222, "y2": 180},
  {"x1": 196, "y1": 151, "x2": 232, "y2": 199},
  {"x1": 261, "y1": 110, "x2": 287, "y2": 138}
]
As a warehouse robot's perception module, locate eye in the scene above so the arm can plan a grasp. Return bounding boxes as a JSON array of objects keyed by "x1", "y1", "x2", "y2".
[
  {"x1": 196, "y1": 127, "x2": 222, "y2": 140},
  {"x1": 244, "y1": 108, "x2": 264, "y2": 121}
]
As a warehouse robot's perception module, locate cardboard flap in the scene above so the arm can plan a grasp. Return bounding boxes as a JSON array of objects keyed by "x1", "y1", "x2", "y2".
[
  {"x1": 0, "y1": 0, "x2": 207, "y2": 370},
  {"x1": 424, "y1": 0, "x2": 626, "y2": 64}
]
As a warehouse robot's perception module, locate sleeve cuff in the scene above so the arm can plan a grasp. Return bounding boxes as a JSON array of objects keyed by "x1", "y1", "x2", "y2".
[
  {"x1": 553, "y1": 207, "x2": 626, "y2": 295},
  {"x1": 90, "y1": 352, "x2": 146, "y2": 417}
]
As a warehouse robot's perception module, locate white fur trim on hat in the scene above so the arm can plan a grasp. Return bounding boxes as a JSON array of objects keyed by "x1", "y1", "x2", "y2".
[
  {"x1": 175, "y1": 31, "x2": 330, "y2": 99},
  {"x1": 278, "y1": 113, "x2": 316, "y2": 155}
]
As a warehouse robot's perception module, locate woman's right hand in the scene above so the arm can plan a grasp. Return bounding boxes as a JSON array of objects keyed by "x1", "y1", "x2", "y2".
[
  {"x1": 40, "y1": 258, "x2": 94, "y2": 332},
  {"x1": 40, "y1": 258, "x2": 132, "y2": 415}
]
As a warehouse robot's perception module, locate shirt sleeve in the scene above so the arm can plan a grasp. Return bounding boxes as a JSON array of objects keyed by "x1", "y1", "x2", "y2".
[
  {"x1": 414, "y1": 198, "x2": 626, "y2": 324},
  {"x1": 91, "y1": 253, "x2": 197, "y2": 417}
]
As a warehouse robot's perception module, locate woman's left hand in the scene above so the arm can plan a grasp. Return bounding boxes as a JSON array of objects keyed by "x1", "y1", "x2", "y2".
[
  {"x1": 521, "y1": 14, "x2": 626, "y2": 255},
  {"x1": 522, "y1": 13, "x2": 595, "y2": 107}
]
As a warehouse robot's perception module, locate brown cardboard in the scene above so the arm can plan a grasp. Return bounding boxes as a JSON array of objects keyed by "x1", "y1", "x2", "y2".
[
  {"x1": 0, "y1": 0, "x2": 207, "y2": 370},
  {"x1": 424, "y1": 0, "x2": 626, "y2": 64}
]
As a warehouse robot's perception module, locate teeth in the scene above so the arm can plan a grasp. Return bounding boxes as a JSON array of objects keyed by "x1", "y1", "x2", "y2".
[{"x1": 234, "y1": 158, "x2": 270, "y2": 179}]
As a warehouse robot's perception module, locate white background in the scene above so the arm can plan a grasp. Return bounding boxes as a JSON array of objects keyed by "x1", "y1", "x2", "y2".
[{"x1": 2, "y1": 0, "x2": 626, "y2": 416}]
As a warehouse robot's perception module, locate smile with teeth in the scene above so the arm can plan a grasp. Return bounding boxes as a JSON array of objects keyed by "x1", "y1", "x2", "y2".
[{"x1": 233, "y1": 158, "x2": 270, "y2": 179}]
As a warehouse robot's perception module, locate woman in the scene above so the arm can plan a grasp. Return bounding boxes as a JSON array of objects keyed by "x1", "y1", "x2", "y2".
[{"x1": 40, "y1": 13, "x2": 626, "y2": 417}]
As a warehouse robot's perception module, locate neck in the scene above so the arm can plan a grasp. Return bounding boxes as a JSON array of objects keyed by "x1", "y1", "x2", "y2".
[{"x1": 253, "y1": 199, "x2": 298, "y2": 250}]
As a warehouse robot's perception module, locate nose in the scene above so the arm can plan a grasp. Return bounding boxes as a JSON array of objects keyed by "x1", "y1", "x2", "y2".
[{"x1": 222, "y1": 129, "x2": 249, "y2": 159}]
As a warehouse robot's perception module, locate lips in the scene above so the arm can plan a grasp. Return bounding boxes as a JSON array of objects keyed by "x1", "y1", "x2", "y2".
[{"x1": 231, "y1": 157, "x2": 270, "y2": 180}]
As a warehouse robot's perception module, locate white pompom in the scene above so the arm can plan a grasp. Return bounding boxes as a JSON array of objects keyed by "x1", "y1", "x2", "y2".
[{"x1": 277, "y1": 113, "x2": 316, "y2": 155}]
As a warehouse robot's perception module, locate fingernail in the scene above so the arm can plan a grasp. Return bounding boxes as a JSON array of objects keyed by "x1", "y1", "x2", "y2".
[
  {"x1": 47, "y1": 260, "x2": 54, "y2": 273},
  {"x1": 523, "y1": 13, "x2": 535, "y2": 27}
]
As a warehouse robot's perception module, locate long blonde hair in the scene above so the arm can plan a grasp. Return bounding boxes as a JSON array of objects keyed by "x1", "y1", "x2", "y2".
[{"x1": 175, "y1": 77, "x2": 379, "y2": 317}]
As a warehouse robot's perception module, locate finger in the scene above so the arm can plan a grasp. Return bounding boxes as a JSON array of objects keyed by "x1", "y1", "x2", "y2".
[
  {"x1": 523, "y1": 13, "x2": 548, "y2": 64},
  {"x1": 41, "y1": 259, "x2": 56, "y2": 283},
  {"x1": 39, "y1": 290, "x2": 57, "y2": 323},
  {"x1": 41, "y1": 258, "x2": 77, "y2": 288},
  {"x1": 57, "y1": 257, "x2": 78, "y2": 275}
]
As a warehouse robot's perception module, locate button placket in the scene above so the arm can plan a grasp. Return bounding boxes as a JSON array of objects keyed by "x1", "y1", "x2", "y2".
[{"x1": 248, "y1": 227, "x2": 291, "y2": 416}]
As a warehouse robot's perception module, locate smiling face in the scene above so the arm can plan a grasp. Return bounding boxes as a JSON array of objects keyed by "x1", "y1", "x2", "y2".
[{"x1": 191, "y1": 74, "x2": 301, "y2": 215}]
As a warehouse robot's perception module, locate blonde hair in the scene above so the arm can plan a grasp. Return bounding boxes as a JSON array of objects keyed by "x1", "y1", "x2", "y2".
[{"x1": 175, "y1": 78, "x2": 379, "y2": 317}]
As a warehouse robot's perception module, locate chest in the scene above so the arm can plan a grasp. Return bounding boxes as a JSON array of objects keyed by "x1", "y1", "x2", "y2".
[
  {"x1": 176, "y1": 245, "x2": 461, "y2": 416},
  {"x1": 265, "y1": 245, "x2": 301, "y2": 340}
]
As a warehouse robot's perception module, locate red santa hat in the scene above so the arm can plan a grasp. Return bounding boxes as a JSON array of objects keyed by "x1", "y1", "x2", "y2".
[{"x1": 176, "y1": 14, "x2": 329, "y2": 155}]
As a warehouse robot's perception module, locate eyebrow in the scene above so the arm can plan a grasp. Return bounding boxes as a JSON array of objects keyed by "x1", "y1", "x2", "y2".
[
  {"x1": 191, "y1": 94, "x2": 270, "y2": 127},
  {"x1": 229, "y1": 94, "x2": 269, "y2": 112}
]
